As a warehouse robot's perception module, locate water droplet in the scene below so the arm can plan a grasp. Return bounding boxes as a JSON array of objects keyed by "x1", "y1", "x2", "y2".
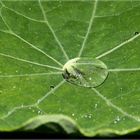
[
  {"x1": 50, "y1": 85, "x2": 54, "y2": 89},
  {"x1": 120, "y1": 88, "x2": 123, "y2": 91},
  {"x1": 15, "y1": 70, "x2": 18, "y2": 73},
  {"x1": 114, "y1": 116, "x2": 121, "y2": 124},
  {"x1": 62, "y1": 57, "x2": 108, "y2": 88},
  {"x1": 88, "y1": 114, "x2": 92, "y2": 119},
  {"x1": 123, "y1": 117, "x2": 126, "y2": 121},
  {"x1": 116, "y1": 116, "x2": 120, "y2": 121},
  {"x1": 94, "y1": 103, "x2": 98, "y2": 108},
  {"x1": 89, "y1": 77, "x2": 92, "y2": 81},
  {"x1": 38, "y1": 110, "x2": 41, "y2": 114},
  {"x1": 72, "y1": 113, "x2": 75, "y2": 116},
  {"x1": 32, "y1": 110, "x2": 35, "y2": 112},
  {"x1": 29, "y1": 7, "x2": 31, "y2": 10},
  {"x1": 84, "y1": 114, "x2": 88, "y2": 118},
  {"x1": 13, "y1": 86, "x2": 16, "y2": 89},
  {"x1": 134, "y1": 31, "x2": 139, "y2": 35}
]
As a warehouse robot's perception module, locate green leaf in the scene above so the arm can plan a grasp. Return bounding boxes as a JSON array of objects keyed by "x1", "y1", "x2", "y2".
[{"x1": 0, "y1": 0, "x2": 140, "y2": 137}]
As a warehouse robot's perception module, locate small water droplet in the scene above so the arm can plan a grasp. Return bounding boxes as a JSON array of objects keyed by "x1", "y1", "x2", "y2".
[
  {"x1": 50, "y1": 85, "x2": 54, "y2": 89},
  {"x1": 116, "y1": 116, "x2": 120, "y2": 121},
  {"x1": 32, "y1": 110, "x2": 35, "y2": 112},
  {"x1": 13, "y1": 86, "x2": 16, "y2": 89},
  {"x1": 88, "y1": 114, "x2": 92, "y2": 119},
  {"x1": 29, "y1": 107, "x2": 32, "y2": 110},
  {"x1": 38, "y1": 110, "x2": 41, "y2": 114},
  {"x1": 123, "y1": 117, "x2": 126, "y2": 121},
  {"x1": 15, "y1": 70, "x2": 18, "y2": 73},
  {"x1": 95, "y1": 103, "x2": 98, "y2": 108},
  {"x1": 114, "y1": 116, "x2": 121, "y2": 124},
  {"x1": 89, "y1": 77, "x2": 92, "y2": 81},
  {"x1": 84, "y1": 84, "x2": 87, "y2": 87},
  {"x1": 120, "y1": 88, "x2": 123, "y2": 91},
  {"x1": 134, "y1": 31, "x2": 139, "y2": 35},
  {"x1": 29, "y1": 7, "x2": 31, "y2": 10},
  {"x1": 84, "y1": 115, "x2": 88, "y2": 118},
  {"x1": 72, "y1": 113, "x2": 75, "y2": 116}
]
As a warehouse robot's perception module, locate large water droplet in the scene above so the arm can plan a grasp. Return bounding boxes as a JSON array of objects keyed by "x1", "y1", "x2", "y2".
[{"x1": 62, "y1": 57, "x2": 108, "y2": 88}]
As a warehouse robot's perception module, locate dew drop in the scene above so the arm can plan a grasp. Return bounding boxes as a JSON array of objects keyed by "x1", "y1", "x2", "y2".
[
  {"x1": 134, "y1": 31, "x2": 139, "y2": 35},
  {"x1": 72, "y1": 113, "x2": 75, "y2": 116},
  {"x1": 62, "y1": 57, "x2": 108, "y2": 88},
  {"x1": 50, "y1": 85, "x2": 55, "y2": 89},
  {"x1": 114, "y1": 116, "x2": 121, "y2": 124},
  {"x1": 120, "y1": 88, "x2": 123, "y2": 92},
  {"x1": 88, "y1": 114, "x2": 92, "y2": 119},
  {"x1": 114, "y1": 120, "x2": 117, "y2": 124},
  {"x1": 84, "y1": 114, "x2": 88, "y2": 118},
  {"x1": 116, "y1": 116, "x2": 121, "y2": 121},
  {"x1": 38, "y1": 110, "x2": 41, "y2": 114},
  {"x1": 94, "y1": 103, "x2": 98, "y2": 108},
  {"x1": 89, "y1": 77, "x2": 92, "y2": 81},
  {"x1": 13, "y1": 86, "x2": 16, "y2": 89}
]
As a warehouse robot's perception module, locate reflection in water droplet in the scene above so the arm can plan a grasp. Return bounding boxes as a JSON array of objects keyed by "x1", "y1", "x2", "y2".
[{"x1": 62, "y1": 57, "x2": 108, "y2": 88}]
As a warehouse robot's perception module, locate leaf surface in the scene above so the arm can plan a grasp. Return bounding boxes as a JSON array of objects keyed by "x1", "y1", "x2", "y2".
[{"x1": 0, "y1": 0, "x2": 140, "y2": 137}]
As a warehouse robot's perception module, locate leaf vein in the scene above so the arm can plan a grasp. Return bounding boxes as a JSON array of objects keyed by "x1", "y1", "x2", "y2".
[
  {"x1": 92, "y1": 88, "x2": 140, "y2": 122},
  {"x1": 38, "y1": 0, "x2": 69, "y2": 61},
  {"x1": 78, "y1": 0, "x2": 98, "y2": 57}
]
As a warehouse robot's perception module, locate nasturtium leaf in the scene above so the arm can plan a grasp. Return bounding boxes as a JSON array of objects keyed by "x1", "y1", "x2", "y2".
[{"x1": 0, "y1": 0, "x2": 140, "y2": 137}]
